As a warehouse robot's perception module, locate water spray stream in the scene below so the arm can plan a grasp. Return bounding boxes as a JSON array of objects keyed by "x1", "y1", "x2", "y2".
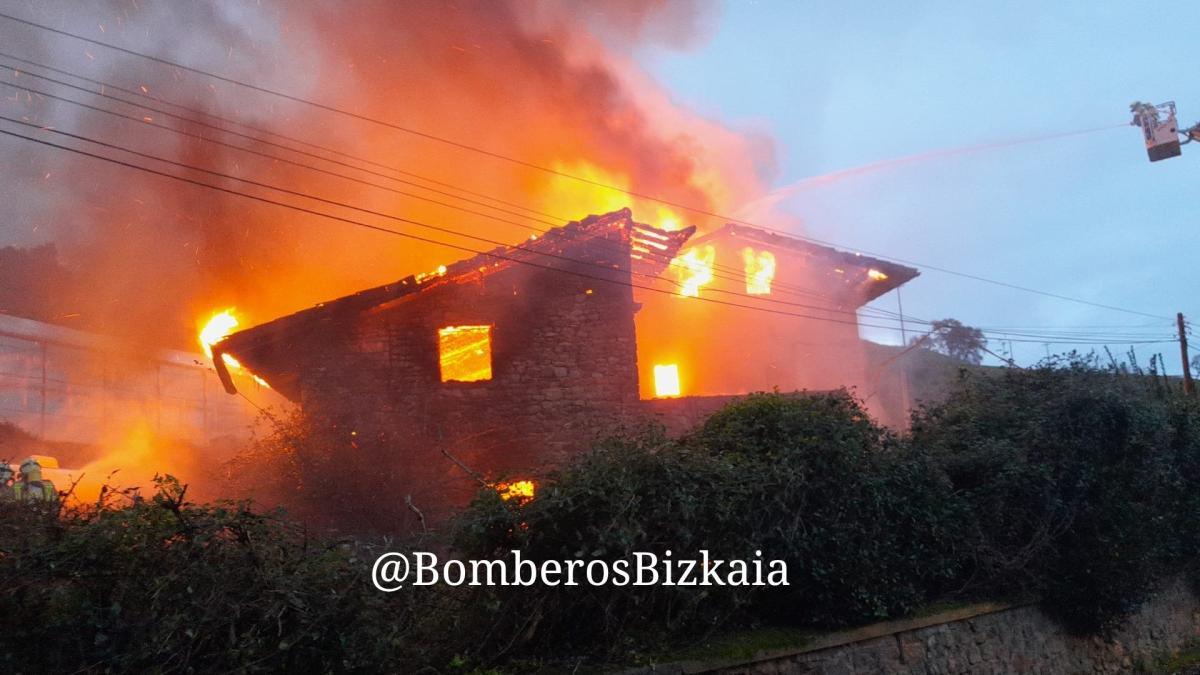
[{"x1": 737, "y1": 123, "x2": 1128, "y2": 219}]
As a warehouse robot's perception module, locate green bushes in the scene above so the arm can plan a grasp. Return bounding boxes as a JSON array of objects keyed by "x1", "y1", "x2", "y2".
[
  {"x1": 455, "y1": 366, "x2": 1200, "y2": 657},
  {"x1": 910, "y1": 359, "x2": 1200, "y2": 633},
  {"x1": 5, "y1": 361, "x2": 1200, "y2": 671},
  {"x1": 453, "y1": 427, "x2": 754, "y2": 655},
  {"x1": 694, "y1": 393, "x2": 967, "y2": 626},
  {"x1": 0, "y1": 477, "x2": 461, "y2": 673},
  {"x1": 453, "y1": 392, "x2": 969, "y2": 656}
]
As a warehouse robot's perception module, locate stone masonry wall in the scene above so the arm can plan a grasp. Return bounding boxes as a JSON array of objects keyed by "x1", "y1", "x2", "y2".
[
  {"x1": 683, "y1": 578, "x2": 1200, "y2": 675},
  {"x1": 296, "y1": 229, "x2": 642, "y2": 516}
]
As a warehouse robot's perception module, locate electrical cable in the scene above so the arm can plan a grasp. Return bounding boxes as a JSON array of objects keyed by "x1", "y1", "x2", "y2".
[
  {"x1": 0, "y1": 67, "x2": 898, "y2": 315},
  {"x1": 0, "y1": 11, "x2": 1170, "y2": 321},
  {"x1": 0, "y1": 121, "x2": 1175, "y2": 349}
]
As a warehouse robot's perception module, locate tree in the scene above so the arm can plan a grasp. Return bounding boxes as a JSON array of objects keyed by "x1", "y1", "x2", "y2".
[{"x1": 924, "y1": 318, "x2": 987, "y2": 365}]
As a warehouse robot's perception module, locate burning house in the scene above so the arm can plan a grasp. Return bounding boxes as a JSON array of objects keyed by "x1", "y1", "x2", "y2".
[
  {"x1": 212, "y1": 209, "x2": 918, "y2": 512},
  {"x1": 213, "y1": 209, "x2": 693, "y2": 509},
  {"x1": 637, "y1": 223, "x2": 919, "y2": 404}
]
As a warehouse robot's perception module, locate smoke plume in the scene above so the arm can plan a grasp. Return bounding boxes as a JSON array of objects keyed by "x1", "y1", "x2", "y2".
[{"x1": 0, "y1": 0, "x2": 777, "y2": 352}]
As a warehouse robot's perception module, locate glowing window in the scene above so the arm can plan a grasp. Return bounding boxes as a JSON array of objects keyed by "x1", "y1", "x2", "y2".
[
  {"x1": 653, "y1": 363, "x2": 681, "y2": 398},
  {"x1": 438, "y1": 325, "x2": 493, "y2": 382},
  {"x1": 743, "y1": 248, "x2": 776, "y2": 295}
]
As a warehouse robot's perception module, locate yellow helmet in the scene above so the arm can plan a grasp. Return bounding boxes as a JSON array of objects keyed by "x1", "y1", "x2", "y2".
[{"x1": 19, "y1": 458, "x2": 42, "y2": 482}]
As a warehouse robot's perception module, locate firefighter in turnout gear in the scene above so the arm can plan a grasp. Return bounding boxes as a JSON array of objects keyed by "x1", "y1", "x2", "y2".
[
  {"x1": 0, "y1": 463, "x2": 14, "y2": 501},
  {"x1": 14, "y1": 458, "x2": 57, "y2": 503}
]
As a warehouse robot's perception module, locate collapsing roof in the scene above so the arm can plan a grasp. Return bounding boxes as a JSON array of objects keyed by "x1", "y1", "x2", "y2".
[
  {"x1": 688, "y1": 223, "x2": 920, "y2": 305},
  {"x1": 213, "y1": 208, "x2": 694, "y2": 399}
]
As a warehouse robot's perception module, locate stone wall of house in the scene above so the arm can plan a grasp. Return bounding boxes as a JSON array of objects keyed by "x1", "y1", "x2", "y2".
[
  {"x1": 295, "y1": 230, "x2": 643, "y2": 516},
  {"x1": 668, "y1": 578, "x2": 1200, "y2": 675}
]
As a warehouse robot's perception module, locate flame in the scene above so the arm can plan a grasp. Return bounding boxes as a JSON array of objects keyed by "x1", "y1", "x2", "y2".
[
  {"x1": 867, "y1": 268, "x2": 889, "y2": 281},
  {"x1": 533, "y1": 161, "x2": 686, "y2": 233},
  {"x1": 438, "y1": 325, "x2": 493, "y2": 382},
  {"x1": 498, "y1": 479, "x2": 535, "y2": 501},
  {"x1": 743, "y1": 247, "x2": 776, "y2": 295},
  {"x1": 416, "y1": 264, "x2": 449, "y2": 284},
  {"x1": 198, "y1": 309, "x2": 270, "y2": 388},
  {"x1": 199, "y1": 309, "x2": 239, "y2": 361},
  {"x1": 653, "y1": 363, "x2": 681, "y2": 397},
  {"x1": 653, "y1": 206, "x2": 683, "y2": 232},
  {"x1": 669, "y1": 245, "x2": 715, "y2": 297}
]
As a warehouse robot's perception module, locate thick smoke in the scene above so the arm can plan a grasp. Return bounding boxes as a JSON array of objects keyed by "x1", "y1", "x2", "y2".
[{"x1": 0, "y1": 0, "x2": 776, "y2": 352}]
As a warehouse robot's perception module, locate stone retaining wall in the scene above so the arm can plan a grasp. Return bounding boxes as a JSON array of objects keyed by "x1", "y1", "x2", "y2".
[{"x1": 647, "y1": 579, "x2": 1200, "y2": 674}]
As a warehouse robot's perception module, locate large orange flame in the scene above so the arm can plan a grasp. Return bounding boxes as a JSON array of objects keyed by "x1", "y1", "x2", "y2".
[
  {"x1": 743, "y1": 247, "x2": 776, "y2": 295},
  {"x1": 669, "y1": 245, "x2": 715, "y2": 297},
  {"x1": 198, "y1": 309, "x2": 270, "y2": 388}
]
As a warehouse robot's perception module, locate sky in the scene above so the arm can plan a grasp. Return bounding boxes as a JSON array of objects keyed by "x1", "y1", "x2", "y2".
[
  {"x1": 636, "y1": 0, "x2": 1199, "y2": 369},
  {"x1": 0, "y1": 0, "x2": 1195, "y2": 372}
]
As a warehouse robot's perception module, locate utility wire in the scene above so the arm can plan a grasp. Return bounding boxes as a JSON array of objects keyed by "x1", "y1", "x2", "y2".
[
  {"x1": 0, "y1": 125, "x2": 1169, "y2": 347},
  {"x1": 0, "y1": 60, "x2": 564, "y2": 230},
  {"x1": 0, "y1": 124, "x2": 927, "y2": 334},
  {"x1": 0, "y1": 103, "x2": 1170, "y2": 343},
  {"x1": 4, "y1": 50, "x2": 1163, "y2": 336},
  {"x1": 0, "y1": 64, "x2": 1169, "y2": 340},
  {"x1": 0, "y1": 49, "x2": 557, "y2": 221},
  {"x1": 0, "y1": 11, "x2": 1170, "y2": 321},
  {"x1": 0, "y1": 63, "x2": 886, "y2": 314},
  {"x1": 0, "y1": 109, "x2": 936, "y2": 327},
  {"x1": 1, "y1": 108, "x2": 1173, "y2": 346},
  {"x1": 0, "y1": 121, "x2": 1173, "y2": 348}
]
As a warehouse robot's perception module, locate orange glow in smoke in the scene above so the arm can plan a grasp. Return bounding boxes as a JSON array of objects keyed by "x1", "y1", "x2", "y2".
[
  {"x1": 653, "y1": 206, "x2": 683, "y2": 232},
  {"x1": 669, "y1": 245, "x2": 715, "y2": 297},
  {"x1": 742, "y1": 247, "x2": 776, "y2": 295},
  {"x1": 438, "y1": 325, "x2": 493, "y2": 382},
  {"x1": 199, "y1": 309, "x2": 270, "y2": 388},
  {"x1": 498, "y1": 479, "x2": 536, "y2": 501},
  {"x1": 653, "y1": 363, "x2": 681, "y2": 397},
  {"x1": 534, "y1": 161, "x2": 685, "y2": 234}
]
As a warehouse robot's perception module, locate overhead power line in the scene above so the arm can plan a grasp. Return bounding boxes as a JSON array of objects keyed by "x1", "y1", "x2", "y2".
[
  {"x1": 0, "y1": 49, "x2": 558, "y2": 222},
  {"x1": 0, "y1": 58, "x2": 563, "y2": 230},
  {"x1": 0, "y1": 107, "x2": 1170, "y2": 342},
  {"x1": 0, "y1": 60, "x2": 887, "y2": 314},
  {"x1": 0, "y1": 124, "x2": 918, "y2": 334},
  {"x1": 0, "y1": 104, "x2": 930, "y2": 327},
  {"x1": 0, "y1": 10, "x2": 1171, "y2": 321},
  {"x1": 0, "y1": 121, "x2": 1173, "y2": 349},
  {"x1": 0, "y1": 105, "x2": 1173, "y2": 346},
  {"x1": 0, "y1": 61, "x2": 1060, "y2": 335},
  {"x1": 0, "y1": 61, "x2": 1167, "y2": 339}
]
